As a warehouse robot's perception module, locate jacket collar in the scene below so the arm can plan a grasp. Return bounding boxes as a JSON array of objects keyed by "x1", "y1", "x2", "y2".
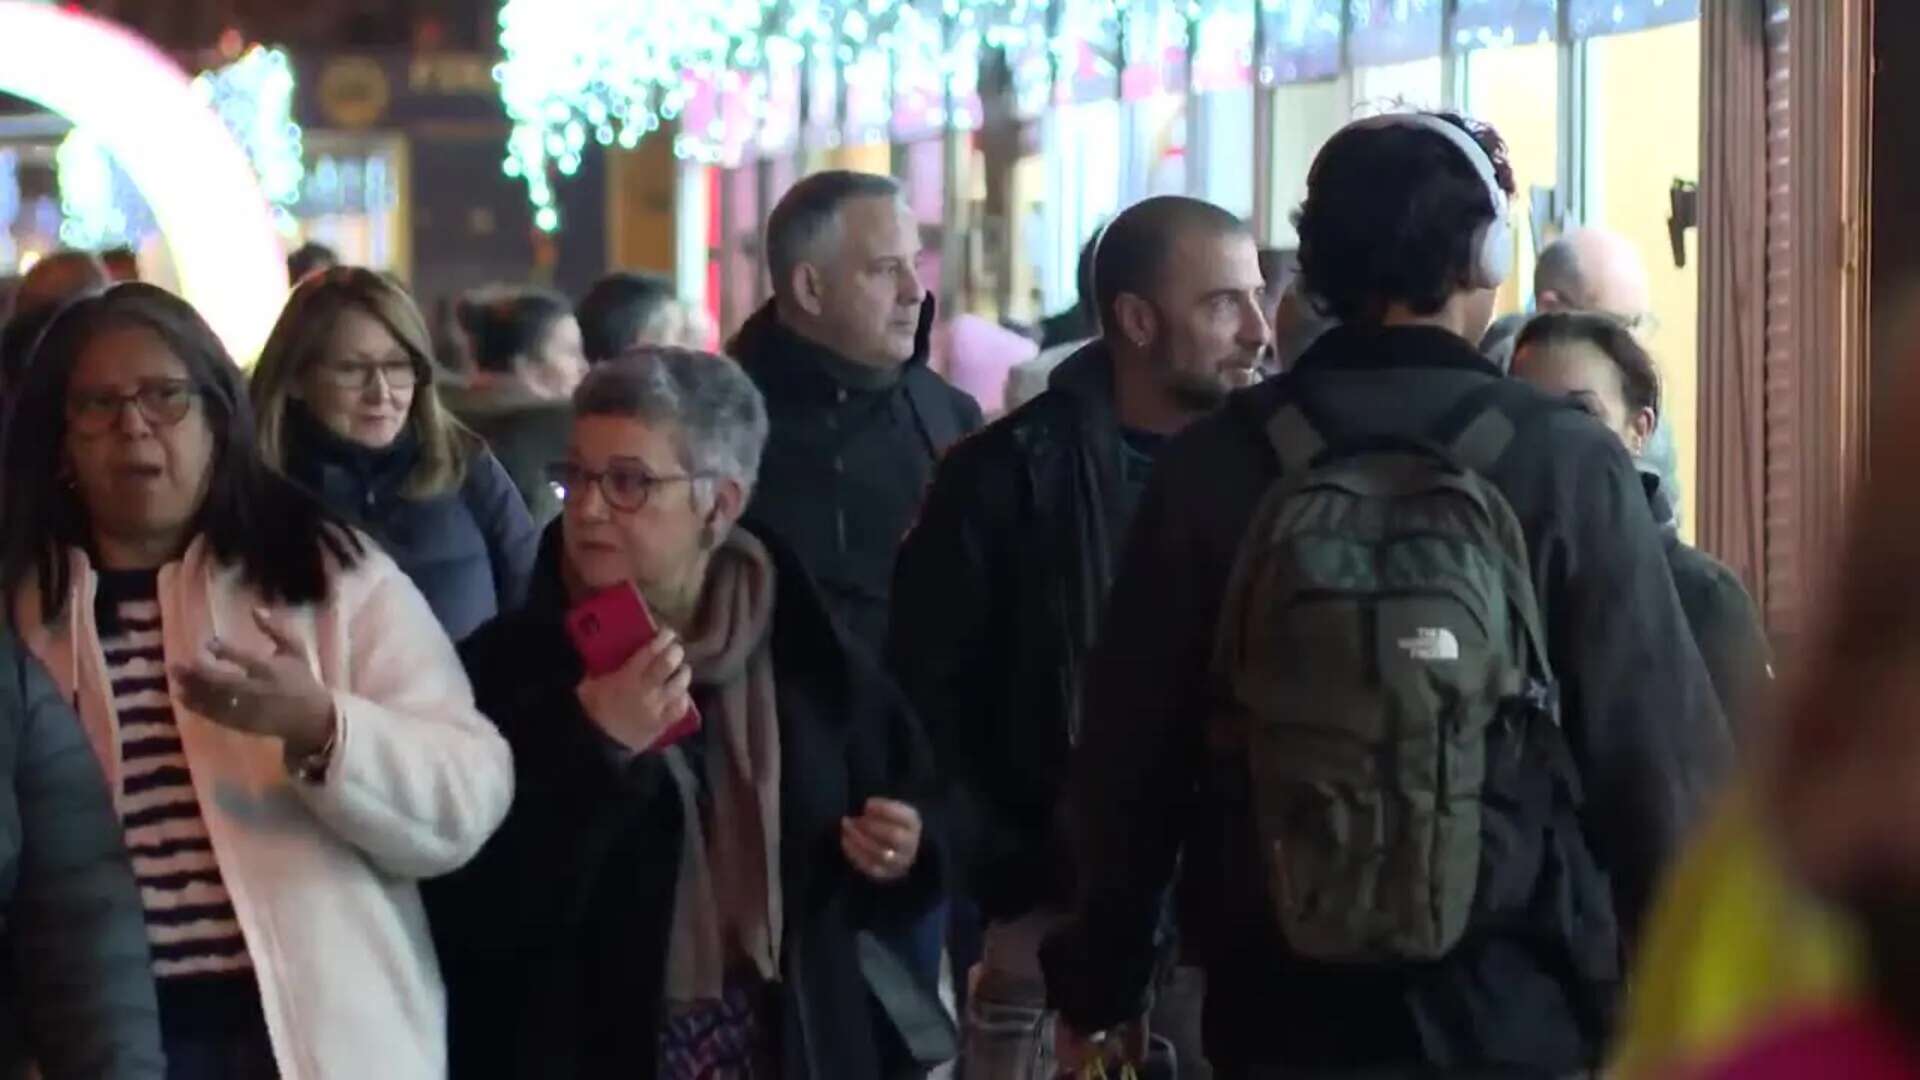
[
  {"x1": 1292, "y1": 323, "x2": 1503, "y2": 379},
  {"x1": 1046, "y1": 339, "x2": 1118, "y2": 407},
  {"x1": 730, "y1": 295, "x2": 937, "y2": 395},
  {"x1": 1641, "y1": 470, "x2": 1680, "y2": 538},
  {"x1": 285, "y1": 401, "x2": 421, "y2": 493}
]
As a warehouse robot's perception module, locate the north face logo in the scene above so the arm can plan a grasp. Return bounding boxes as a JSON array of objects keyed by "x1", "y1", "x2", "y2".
[{"x1": 1398, "y1": 627, "x2": 1460, "y2": 662}]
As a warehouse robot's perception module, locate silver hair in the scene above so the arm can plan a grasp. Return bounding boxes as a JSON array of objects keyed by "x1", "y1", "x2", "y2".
[
  {"x1": 764, "y1": 170, "x2": 905, "y2": 298},
  {"x1": 572, "y1": 347, "x2": 769, "y2": 500}
]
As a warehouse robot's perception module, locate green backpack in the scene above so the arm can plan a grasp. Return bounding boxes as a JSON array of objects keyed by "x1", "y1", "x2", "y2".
[{"x1": 1212, "y1": 383, "x2": 1560, "y2": 964}]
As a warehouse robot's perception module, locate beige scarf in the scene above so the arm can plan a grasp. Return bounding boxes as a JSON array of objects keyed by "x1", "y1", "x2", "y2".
[{"x1": 662, "y1": 530, "x2": 783, "y2": 1004}]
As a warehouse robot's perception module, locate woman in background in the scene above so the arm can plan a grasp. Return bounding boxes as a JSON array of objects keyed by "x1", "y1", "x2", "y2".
[
  {"x1": 1512, "y1": 311, "x2": 1770, "y2": 725},
  {"x1": 449, "y1": 287, "x2": 590, "y2": 523},
  {"x1": 250, "y1": 268, "x2": 538, "y2": 642},
  {"x1": 429, "y1": 348, "x2": 945, "y2": 1079}
]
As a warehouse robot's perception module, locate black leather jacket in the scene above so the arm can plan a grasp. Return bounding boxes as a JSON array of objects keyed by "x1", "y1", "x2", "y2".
[{"x1": 888, "y1": 343, "x2": 1138, "y2": 921}]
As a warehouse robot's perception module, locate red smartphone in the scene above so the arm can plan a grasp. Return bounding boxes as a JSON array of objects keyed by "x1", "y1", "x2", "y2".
[{"x1": 565, "y1": 583, "x2": 701, "y2": 746}]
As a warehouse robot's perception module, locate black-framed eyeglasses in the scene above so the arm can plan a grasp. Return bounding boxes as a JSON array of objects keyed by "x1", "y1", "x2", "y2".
[
  {"x1": 544, "y1": 460, "x2": 711, "y2": 513},
  {"x1": 66, "y1": 379, "x2": 201, "y2": 435},
  {"x1": 314, "y1": 356, "x2": 421, "y2": 391}
]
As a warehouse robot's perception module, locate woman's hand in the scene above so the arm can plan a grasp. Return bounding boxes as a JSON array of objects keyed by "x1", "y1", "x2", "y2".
[
  {"x1": 576, "y1": 630, "x2": 693, "y2": 754},
  {"x1": 841, "y1": 797, "x2": 922, "y2": 883},
  {"x1": 171, "y1": 608, "x2": 336, "y2": 757}
]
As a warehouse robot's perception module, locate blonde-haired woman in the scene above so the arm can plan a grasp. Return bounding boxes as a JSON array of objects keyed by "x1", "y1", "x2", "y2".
[{"x1": 252, "y1": 267, "x2": 539, "y2": 641}]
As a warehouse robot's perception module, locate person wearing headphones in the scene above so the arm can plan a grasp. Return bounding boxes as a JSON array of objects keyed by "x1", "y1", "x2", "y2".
[{"x1": 1042, "y1": 112, "x2": 1731, "y2": 1076}]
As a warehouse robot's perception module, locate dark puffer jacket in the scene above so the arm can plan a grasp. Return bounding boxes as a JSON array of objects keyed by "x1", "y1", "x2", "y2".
[
  {"x1": 732, "y1": 298, "x2": 983, "y2": 656},
  {"x1": 0, "y1": 628, "x2": 163, "y2": 1078},
  {"x1": 282, "y1": 403, "x2": 539, "y2": 641}
]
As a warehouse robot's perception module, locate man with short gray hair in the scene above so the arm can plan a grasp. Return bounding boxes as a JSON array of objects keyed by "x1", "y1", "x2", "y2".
[{"x1": 730, "y1": 170, "x2": 983, "y2": 657}]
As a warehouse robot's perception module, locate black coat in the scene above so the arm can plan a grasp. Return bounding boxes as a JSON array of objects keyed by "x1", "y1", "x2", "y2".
[
  {"x1": 1645, "y1": 476, "x2": 1773, "y2": 730},
  {"x1": 888, "y1": 344, "x2": 1135, "y2": 921},
  {"x1": 282, "y1": 405, "x2": 539, "y2": 642},
  {"x1": 1041, "y1": 326, "x2": 1733, "y2": 1074},
  {"x1": 453, "y1": 392, "x2": 573, "y2": 527},
  {"x1": 0, "y1": 629, "x2": 162, "y2": 1078},
  {"x1": 426, "y1": 524, "x2": 945, "y2": 1080},
  {"x1": 732, "y1": 300, "x2": 984, "y2": 656}
]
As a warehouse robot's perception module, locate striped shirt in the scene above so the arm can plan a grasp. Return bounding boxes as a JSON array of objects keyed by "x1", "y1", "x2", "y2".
[{"x1": 98, "y1": 570, "x2": 252, "y2": 979}]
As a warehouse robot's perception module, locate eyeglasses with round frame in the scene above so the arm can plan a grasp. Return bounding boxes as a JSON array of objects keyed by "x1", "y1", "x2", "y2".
[
  {"x1": 66, "y1": 379, "x2": 202, "y2": 435},
  {"x1": 544, "y1": 459, "x2": 712, "y2": 513}
]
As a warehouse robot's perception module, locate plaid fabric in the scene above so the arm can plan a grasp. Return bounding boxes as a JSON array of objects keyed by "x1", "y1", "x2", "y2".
[{"x1": 659, "y1": 976, "x2": 774, "y2": 1079}]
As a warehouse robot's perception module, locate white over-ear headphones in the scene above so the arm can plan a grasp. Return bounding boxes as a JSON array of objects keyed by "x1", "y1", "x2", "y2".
[{"x1": 1326, "y1": 112, "x2": 1514, "y2": 290}]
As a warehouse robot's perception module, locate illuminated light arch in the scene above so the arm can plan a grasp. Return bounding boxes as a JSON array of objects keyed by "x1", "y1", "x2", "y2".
[{"x1": 0, "y1": 1, "x2": 287, "y2": 361}]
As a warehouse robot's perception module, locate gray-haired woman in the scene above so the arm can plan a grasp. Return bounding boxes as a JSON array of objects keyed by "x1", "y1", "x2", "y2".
[{"x1": 426, "y1": 348, "x2": 945, "y2": 1080}]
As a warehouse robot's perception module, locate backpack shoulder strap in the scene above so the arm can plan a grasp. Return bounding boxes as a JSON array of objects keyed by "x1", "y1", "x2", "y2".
[
  {"x1": 1431, "y1": 381, "x2": 1522, "y2": 474},
  {"x1": 1431, "y1": 380, "x2": 1562, "y2": 686},
  {"x1": 1265, "y1": 401, "x2": 1327, "y2": 476}
]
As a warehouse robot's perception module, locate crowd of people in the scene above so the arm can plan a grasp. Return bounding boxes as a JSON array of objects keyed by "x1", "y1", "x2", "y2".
[{"x1": 1, "y1": 105, "x2": 1901, "y2": 1080}]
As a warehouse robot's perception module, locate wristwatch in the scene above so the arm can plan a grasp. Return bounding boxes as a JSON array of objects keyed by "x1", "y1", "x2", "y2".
[{"x1": 290, "y1": 712, "x2": 341, "y2": 785}]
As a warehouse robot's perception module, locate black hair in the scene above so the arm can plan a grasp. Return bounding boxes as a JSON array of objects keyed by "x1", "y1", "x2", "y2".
[
  {"x1": 1514, "y1": 310, "x2": 1661, "y2": 418},
  {"x1": 576, "y1": 271, "x2": 677, "y2": 363},
  {"x1": 282, "y1": 238, "x2": 339, "y2": 284},
  {"x1": 286, "y1": 241, "x2": 340, "y2": 286},
  {"x1": 1293, "y1": 112, "x2": 1516, "y2": 325},
  {"x1": 100, "y1": 247, "x2": 140, "y2": 281},
  {"x1": 459, "y1": 287, "x2": 572, "y2": 375},
  {"x1": 0, "y1": 284, "x2": 362, "y2": 616},
  {"x1": 1093, "y1": 196, "x2": 1251, "y2": 336},
  {"x1": 764, "y1": 170, "x2": 904, "y2": 298}
]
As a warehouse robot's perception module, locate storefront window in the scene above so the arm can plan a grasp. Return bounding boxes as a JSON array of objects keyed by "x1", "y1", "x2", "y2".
[
  {"x1": 1583, "y1": 19, "x2": 1702, "y2": 528},
  {"x1": 1453, "y1": 0, "x2": 1558, "y2": 48},
  {"x1": 1352, "y1": 57, "x2": 1445, "y2": 113},
  {"x1": 298, "y1": 134, "x2": 406, "y2": 278},
  {"x1": 1348, "y1": 0, "x2": 1445, "y2": 68},
  {"x1": 1043, "y1": 99, "x2": 1123, "y2": 313},
  {"x1": 1195, "y1": 88, "x2": 1256, "y2": 218},
  {"x1": 1568, "y1": 0, "x2": 1701, "y2": 38},
  {"x1": 1265, "y1": 79, "x2": 1348, "y2": 247},
  {"x1": 1258, "y1": 0, "x2": 1343, "y2": 84},
  {"x1": 1460, "y1": 39, "x2": 1560, "y2": 315}
]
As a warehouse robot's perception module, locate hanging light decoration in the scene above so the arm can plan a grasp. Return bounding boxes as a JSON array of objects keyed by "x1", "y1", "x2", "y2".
[
  {"x1": 57, "y1": 44, "x2": 302, "y2": 249},
  {"x1": 496, "y1": 0, "x2": 1103, "y2": 231},
  {"x1": 192, "y1": 46, "x2": 305, "y2": 228}
]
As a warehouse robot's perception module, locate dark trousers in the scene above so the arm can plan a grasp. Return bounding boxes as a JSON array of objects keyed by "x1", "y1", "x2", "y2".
[{"x1": 159, "y1": 975, "x2": 278, "y2": 1080}]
